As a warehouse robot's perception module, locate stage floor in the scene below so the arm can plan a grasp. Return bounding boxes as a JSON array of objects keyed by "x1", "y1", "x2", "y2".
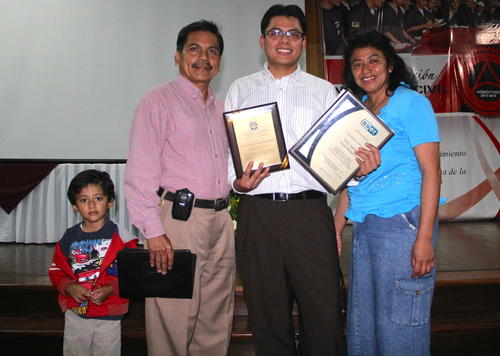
[{"x1": 0, "y1": 221, "x2": 498, "y2": 286}]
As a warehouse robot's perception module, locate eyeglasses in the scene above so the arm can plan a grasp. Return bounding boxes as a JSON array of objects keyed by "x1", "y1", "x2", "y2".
[{"x1": 265, "y1": 29, "x2": 304, "y2": 41}]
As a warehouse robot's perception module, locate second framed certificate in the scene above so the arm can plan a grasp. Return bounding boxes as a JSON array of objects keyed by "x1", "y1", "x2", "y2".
[
  {"x1": 223, "y1": 102, "x2": 289, "y2": 178},
  {"x1": 289, "y1": 89, "x2": 394, "y2": 194}
]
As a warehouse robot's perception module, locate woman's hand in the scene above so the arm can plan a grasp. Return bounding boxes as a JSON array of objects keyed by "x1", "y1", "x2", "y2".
[
  {"x1": 411, "y1": 238, "x2": 435, "y2": 277},
  {"x1": 355, "y1": 143, "x2": 381, "y2": 176},
  {"x1": 411, "y1": 142, "x2": 441, "y2": 277}
]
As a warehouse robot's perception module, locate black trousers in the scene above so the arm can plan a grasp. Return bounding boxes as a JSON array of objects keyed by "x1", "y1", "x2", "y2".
[{"x1": 236, "y1": 194, "x2": 347, "y2": 356}]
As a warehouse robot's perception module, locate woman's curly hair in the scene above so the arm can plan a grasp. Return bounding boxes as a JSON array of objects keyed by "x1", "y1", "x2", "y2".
[{"x1": 343, "y1": 31, "x2": 417, "y2": 98}]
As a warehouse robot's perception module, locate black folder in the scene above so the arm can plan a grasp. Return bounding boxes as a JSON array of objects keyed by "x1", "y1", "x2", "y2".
[{"x1": 117, "y1": 248, "x2": 196, "y2": 300}]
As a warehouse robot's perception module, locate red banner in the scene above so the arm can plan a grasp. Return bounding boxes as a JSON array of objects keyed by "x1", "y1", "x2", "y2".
[{"x1": 324, "y1": 26, "x2": 499, "y2": 220}]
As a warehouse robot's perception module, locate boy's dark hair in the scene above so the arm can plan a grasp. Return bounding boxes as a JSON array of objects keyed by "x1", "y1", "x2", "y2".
[
  {"x1": 67, "y1": 169, "x2": 115, "y2": 205},
  {"x1": 343, "y1": 30, "x2": 418, "y2": 98},
  {"x1": 260, "y1": 4, "x2": 307, "y2": 35},
  {"x1": 176, "y1": 20, "x2": 224, "y2": 55}
]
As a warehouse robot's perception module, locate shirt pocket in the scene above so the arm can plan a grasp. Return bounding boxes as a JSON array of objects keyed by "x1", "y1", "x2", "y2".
[{"x1": 390, "y1": 273, "x2": 435, "y2": 327}]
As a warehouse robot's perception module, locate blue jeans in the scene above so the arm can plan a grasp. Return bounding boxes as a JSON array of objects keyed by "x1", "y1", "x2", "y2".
[{"x1": 347, "y1": 206, "x2": 438, "y2": 356}]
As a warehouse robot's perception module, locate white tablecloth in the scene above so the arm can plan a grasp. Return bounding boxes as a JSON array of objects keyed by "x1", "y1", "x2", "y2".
[{"x1": 0, "y1": 163, "x2": 141, "y2": 243}]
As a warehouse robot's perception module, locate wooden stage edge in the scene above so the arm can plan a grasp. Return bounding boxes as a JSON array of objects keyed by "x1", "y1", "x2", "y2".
[{"x1": 0, "y1": 221, "x2": 498, "y2": 287}]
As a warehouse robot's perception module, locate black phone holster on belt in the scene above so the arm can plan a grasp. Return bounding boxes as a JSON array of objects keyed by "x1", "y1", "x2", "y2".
[{"x1": 171, "y1": 188, "x2": 194, "y2": 221}]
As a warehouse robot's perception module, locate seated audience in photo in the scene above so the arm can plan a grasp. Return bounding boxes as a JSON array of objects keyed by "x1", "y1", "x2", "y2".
[
  {"x1": 321, "y1": 0, "x2": 348, "y2": 54},
  {"x1": 404, "y1": 0, "x2": 435, "y2": 39},
  {"x1": 399, "y1": 0, "x2": 413, "y2": 13},
  {"x1": 425, "y1": 0, "x2": 439, "y2": 19},
  {"x1": 460, "y1": 0, "x2": 480, "y2": 25},
  {"x1": 432, "y1": 0, "x2": 444, "y2": 15},
  {"x1": 48, "y1": 169, "x2": 138, "y2": 356},
  {"x1": 437, "y1": 0, "x2": 469, "y2": 26},
  {"x1": 459, "y1": 0, "x2": 500, "y2": 26},
  {"x1": 340, "y1": 0, "x2": 353, "y2": 27},
  {"x1": 474, "y1": 1, "x2": 489, "y2": 24},
  {"x1": 382, "y1": 0, "x2": 418, "y2": 47},
  {"x1": 433, "y1": 0, "x2": 449, "y2": 23},
  {"x1": 349, "y1": 0, "x2": 386, "y2": 36},
  {"x1": 486, "y1": 0, "x2": 500, "y2": 21}
]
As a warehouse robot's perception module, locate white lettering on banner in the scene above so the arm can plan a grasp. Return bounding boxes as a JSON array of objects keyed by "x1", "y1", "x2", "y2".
[
  {"x1": 416, "y1": 85, "x2": 448, "y2": 94},
  {"x1": 476, "y1": 89, "x2": 500, "y2": 98}
]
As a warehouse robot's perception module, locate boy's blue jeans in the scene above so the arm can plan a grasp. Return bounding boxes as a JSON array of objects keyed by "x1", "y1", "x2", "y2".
[{"x1": 347, "y1": 206, "x2": 438, "y2": 356}]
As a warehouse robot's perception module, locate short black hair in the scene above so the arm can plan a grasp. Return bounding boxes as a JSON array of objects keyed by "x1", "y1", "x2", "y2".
[
  {"x1": 343, "y1": 31, "x2": 417, "y2": 98},
  {"x1": 176, "y1": 20, "x2": 224, "y2": 55},
  {"x1": 67, "y1": 169, "x2": 115, "y2": 205},
  {"x1": 260, "y1": 4, "x2": 307, "y2": 35}
]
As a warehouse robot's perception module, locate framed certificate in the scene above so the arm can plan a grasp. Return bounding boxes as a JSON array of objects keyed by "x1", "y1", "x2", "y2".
[
  {"x1": 289, "y1": 89, "x2": 394, "y2": 194},
  {"x1": 224, "y1": 102, "x2": 289, "y2": 178}
]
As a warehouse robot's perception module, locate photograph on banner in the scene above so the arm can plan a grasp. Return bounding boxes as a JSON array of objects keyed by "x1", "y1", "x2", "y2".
[
  {"x1": 321, "y1": 3, "x2": 499, "y2": 220},
  {"x1": 320, "y1": 0, "x2": 500, "y2": 56}
]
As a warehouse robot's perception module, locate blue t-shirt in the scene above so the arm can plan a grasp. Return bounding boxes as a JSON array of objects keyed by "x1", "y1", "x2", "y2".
[{"x1": 346, "y1": 85, "x2": 442, "y2": 222}]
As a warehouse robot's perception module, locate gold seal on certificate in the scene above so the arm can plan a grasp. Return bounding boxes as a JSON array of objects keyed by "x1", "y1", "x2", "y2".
[
  {"x1": 289, "y1": 89, "x2": 394, "y2": 194},
  {"x1": 224, "y1": 102, "x2": 289, "y2": 178}
]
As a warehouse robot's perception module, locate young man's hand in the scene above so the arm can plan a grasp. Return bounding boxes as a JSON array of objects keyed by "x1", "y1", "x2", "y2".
[
  {"x1": 65, "y1": 284, "x2": 91, "y2": 303},
  {"x1": 90, "y1": 285, "x2": 114, "y2": 305},
  {"x1": 233, "y1": 161, "x2": 270, "y2": 192}
]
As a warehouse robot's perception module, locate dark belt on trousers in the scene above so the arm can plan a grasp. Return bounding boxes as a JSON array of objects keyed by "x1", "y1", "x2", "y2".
[
  {"x1": 157, "y1": 188, "x2": 229, "y2": 211},
  {"x1": 254, "y1": 190, "x2": 325, "y2": 201}
]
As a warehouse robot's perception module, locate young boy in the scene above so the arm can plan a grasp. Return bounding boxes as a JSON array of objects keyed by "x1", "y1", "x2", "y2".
[{"x1": 48, "y1": 169, "x2": 137, "y2": 356}]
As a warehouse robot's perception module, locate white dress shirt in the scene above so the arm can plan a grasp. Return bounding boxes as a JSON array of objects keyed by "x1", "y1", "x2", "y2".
[{"x1": 225, "y1": 63, "x2": 337, "y2": 195}]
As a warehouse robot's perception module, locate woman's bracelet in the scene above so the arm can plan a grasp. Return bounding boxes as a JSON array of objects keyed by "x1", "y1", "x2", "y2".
[{"x1": 353, "y1": 174, "x2": 367, "y2": 182}]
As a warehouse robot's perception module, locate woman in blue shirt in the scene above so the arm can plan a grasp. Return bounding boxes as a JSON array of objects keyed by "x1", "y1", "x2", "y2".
[{"x1": 335, "y1": 31, "x2": 443, "y2": 356}]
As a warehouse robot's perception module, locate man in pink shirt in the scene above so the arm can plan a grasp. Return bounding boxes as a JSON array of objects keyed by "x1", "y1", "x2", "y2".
[{"x1": 124, "y1": 20, "x2": 234, "y2": 356}]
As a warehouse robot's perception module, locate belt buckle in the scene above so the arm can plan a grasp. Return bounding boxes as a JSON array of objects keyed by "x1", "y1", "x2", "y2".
[
  {"x1": 274, "y1": 193, "x2": 288, "y2": 201},
  {"x1": 214, "y1": 198, "x2": 228, "y2": 211}
]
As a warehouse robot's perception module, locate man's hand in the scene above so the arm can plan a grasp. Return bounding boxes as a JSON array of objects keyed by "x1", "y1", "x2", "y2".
[
  {"x1": 334, "y1": 189, "x2": 349, "y2": 257},
  {"x1": 90, "y1": 285, "x2": 113, "y2": 305},
  {"x1": 233, "y1": 161, "x2": 270, "y2": 193},
  {"x1": 335, "y1": 232, "x2": 343, "y2": 257},
  {"x1": 355, "y1": 143, "x2": 381, "y2": 176},
  {"x1": 65, "y1": 284, "x2": 91, "y2": 304},
  {"x1": 146, "y1": 234, "x2": 174, "y2": 275},
  {"x1": 411, "y1": 238, "x2": 435, "y2": 277}
]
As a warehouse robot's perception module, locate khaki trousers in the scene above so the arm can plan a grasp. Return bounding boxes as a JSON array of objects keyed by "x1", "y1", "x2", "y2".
[
  {"x1": 63, "y1": 310, "x2": 121, "y2": 356},
  {"x1": 145, "y1": 200, "x2": 235, "y2": 356}
]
